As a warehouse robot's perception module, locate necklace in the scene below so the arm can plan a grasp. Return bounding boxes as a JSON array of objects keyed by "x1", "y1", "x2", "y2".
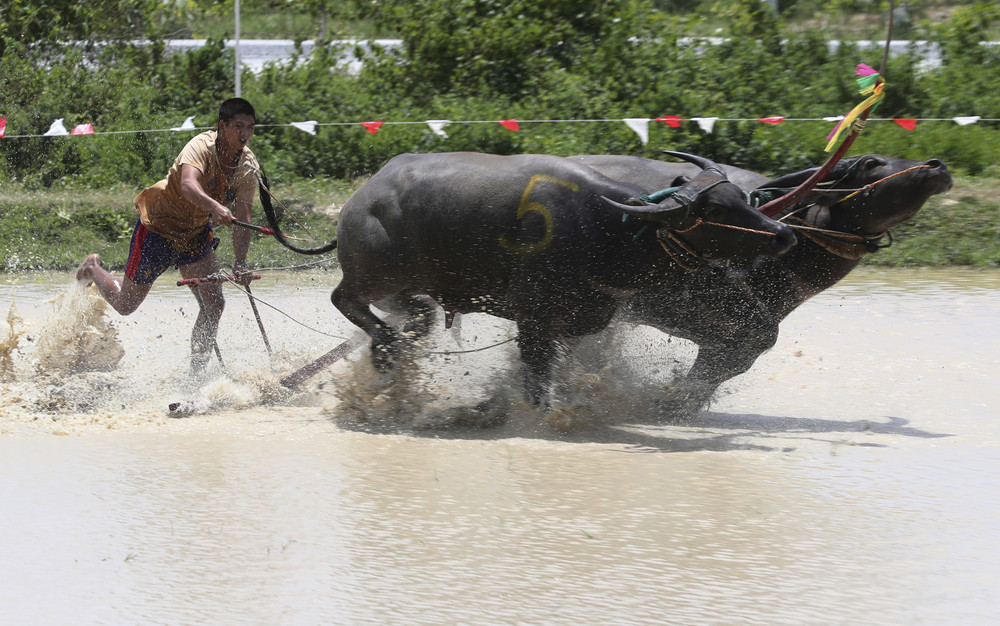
[{"x1": 215, "y1": 140, "x2": 241, "y2": 177}]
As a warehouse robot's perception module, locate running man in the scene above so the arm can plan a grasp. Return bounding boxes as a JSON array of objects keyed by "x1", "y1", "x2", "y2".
[{"x1": 77, "y1": 97, "x2": 260, "y2": 373}]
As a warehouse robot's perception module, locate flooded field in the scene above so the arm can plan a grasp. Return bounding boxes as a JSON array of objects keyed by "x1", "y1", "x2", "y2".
[{"x1": 1, "y1": 267, "x2": 999, "y2": 624}]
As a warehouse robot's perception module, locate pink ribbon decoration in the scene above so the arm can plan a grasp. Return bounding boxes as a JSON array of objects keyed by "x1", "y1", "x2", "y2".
[{"x1": 856, "y1": 63, "x2": 879, "y2": 76}]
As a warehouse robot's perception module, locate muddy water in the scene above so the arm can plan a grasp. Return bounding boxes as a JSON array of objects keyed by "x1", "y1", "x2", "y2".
[{"x1": 1, "y1": 268, "x2": 998, "y2": 624}]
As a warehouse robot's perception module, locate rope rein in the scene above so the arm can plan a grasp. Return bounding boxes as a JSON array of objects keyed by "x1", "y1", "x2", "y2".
[{"x1": 771, "y1": 163, "x2": 930, "y2": 259}]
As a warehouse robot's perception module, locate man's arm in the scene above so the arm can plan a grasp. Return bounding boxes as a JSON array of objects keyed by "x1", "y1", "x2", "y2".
[
  {"x1": 231, "y1": 198, "x2": 252, "y2": 272},
  {"x1": 179, "y1": 163, "x2": 235, "y2": 226}
]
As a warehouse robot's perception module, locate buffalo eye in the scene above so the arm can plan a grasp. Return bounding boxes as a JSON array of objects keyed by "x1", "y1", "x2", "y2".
[{"x1": 863, "y1": 156, "x2": 887, "y2": 171}]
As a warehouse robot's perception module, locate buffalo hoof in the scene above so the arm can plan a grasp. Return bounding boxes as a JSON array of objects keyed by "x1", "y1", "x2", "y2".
[
  {"x1": 400, "y1": 311, "x2": 434, "y2": 341},
  {"x1": 369, "y1": 327, "x2": 402, "y2": 373},
  {"x1": 656, "y1": 386, "x2": 711, "y2": 421},
  {"x1": 467, "y1": 393, "x2": 511, "y2": 427},
  {"x1": 413, "y1": 394, "x2": 510, "y2": 430}
]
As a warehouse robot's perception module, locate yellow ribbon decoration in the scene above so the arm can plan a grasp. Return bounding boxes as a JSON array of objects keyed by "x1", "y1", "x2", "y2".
[{"x1": 824, "y1": 80, "x2": 886, "y2": 152}]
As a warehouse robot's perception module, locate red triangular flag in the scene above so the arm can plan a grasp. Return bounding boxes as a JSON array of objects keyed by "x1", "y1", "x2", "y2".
[
  {"x1": 758, "y1": 116, "x2": 785, "y2": 125},
  {"x1": 499, "y1": 119, "x2": 520, "y2": 131},
  {"x1": 894, "y1": 118, "x2": 918, "y2": 131},
  {"x1": 360, "y1": 121, "x2": 384, "y2": 134},
  {"x1": 71, "y1": 123, "x2": 95, "y2": 135},
  {"x1": 0, "y1": 116, "x2": 6, "y2": 138},
  {"x1": 655, "y1": 115, "x2": 684, "y2": 128}
]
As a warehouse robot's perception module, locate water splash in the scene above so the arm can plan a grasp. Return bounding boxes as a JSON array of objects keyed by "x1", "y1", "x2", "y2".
[
  {"x1": 33, "y1": 282, "x2": 125, "y2": 373},
  {"x1": 0, "y1": 301, "x2": 25, "y2": 381}
]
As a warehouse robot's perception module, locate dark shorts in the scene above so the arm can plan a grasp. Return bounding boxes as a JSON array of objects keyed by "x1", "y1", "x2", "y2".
[{"x1": 124, "y1": 219, "x2": 220, "y2": 285}]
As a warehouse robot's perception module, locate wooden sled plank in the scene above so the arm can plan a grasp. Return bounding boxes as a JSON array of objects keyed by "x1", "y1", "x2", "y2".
[{"x1": 279, "y1": 336, "x2": 364, "y2": 389}]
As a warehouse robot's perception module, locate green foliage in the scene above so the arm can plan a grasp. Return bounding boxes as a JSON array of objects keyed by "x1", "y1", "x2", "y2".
[
  {"x1": 1, "y1": 0, "x2": 999, "y2": 187},
  {"x1": 0, "y1": 0, "x2": 184, "y2": 57},
  {"x1": 866, "y1": 191, "x2": 1000, "y2": 267}
]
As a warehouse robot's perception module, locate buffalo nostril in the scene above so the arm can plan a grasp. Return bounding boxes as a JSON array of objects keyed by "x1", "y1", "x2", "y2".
[
  {"x1": 926, "y1": 158, "x2": 947, "y2": 169},
  {"x1": 775, "y1": 227, "x2": 797, "y2": 253}
]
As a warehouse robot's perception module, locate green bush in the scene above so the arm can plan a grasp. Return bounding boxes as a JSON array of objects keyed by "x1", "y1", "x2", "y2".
[{"x1": 1, "y1": 0, "x2": 998, "y2": 185}]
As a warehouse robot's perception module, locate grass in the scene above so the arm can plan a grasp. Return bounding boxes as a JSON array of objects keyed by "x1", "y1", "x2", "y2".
[
  {"x1": 183, "y1": 3, "x2": 1000, "y2": 42},
  {"x1": 0, "y1": 177, "x2": 363, "y2": 273},
  {"x1": 1, "y1": 172, "x2": 997, "y2": 273}
]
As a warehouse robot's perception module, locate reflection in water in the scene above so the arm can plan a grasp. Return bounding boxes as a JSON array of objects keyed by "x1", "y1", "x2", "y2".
[{"x1": 1, "y1": 268, "x2": 999, "y2": 624}]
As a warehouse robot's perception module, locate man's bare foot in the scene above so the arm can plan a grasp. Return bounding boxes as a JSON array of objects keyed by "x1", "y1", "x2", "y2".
[{"x1": 76, "y1": 254, "x2": 101, "y2": 283}]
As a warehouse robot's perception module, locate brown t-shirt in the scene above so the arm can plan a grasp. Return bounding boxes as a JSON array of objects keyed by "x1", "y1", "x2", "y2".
[{"x1": 134, "y1": 130, "x2": 260, "y2": 243}]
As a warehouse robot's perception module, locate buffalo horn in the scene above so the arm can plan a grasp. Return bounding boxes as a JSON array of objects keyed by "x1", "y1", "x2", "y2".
[
  {"x1": 661, "y1": 151, "x2": 727, "y2": 179},
  {"x1": 602, "y1": 195, "x2": 683, "y2": 218}
]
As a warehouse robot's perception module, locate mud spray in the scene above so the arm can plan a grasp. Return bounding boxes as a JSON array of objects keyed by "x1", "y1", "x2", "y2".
[{"x1": 2, "y1": 280, "x2": 701, "y2": 433}]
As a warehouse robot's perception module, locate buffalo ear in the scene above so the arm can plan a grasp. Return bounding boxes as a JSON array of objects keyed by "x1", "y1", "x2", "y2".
[
  {"x1": 757, "y1": 167, "x2": 818, "y2": 190},
  {"x1": 671, "y1": 175, "x2": 691, "y2": 186}
]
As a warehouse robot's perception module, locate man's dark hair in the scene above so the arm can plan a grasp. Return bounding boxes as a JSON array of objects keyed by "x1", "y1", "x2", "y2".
[{"x1": 219, "y1": 98, "x2": 256, "y2": 123}]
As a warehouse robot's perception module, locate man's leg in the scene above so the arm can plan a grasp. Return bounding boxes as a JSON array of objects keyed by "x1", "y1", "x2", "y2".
[
  {"x1": 179, "y1": 251, "x2": 225, "y2": 371},
  {"x1": 76, "y1": 254, "x2": 151, "y2": 316}
]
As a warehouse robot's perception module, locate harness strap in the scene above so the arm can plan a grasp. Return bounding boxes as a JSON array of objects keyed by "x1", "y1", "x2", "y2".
[
  {"x1": 786, "y1": 217, "x2": 888, "y2": 260},
  {"x1": 656, "y1": 229, "x2": 711, "y2": 270}
]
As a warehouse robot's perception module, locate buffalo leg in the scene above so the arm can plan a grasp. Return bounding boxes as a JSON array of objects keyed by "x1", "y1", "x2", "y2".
[
  {"x1": 331, "y1": 284, "x2": 400, "y2": 372},
  {"x1": 680, "y1": 323, "x2": 780, "y2": 409},
  {"x1": 376, "y1": 293, "x2": 436, "y2": 340},
  {"x1": 515, "y1": 323, "x2": 558, "y2": 409}
]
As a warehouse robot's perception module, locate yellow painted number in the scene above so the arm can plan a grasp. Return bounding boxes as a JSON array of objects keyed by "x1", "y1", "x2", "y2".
[{"x1": 499, "y1": 174, "x2": 578, "y2": 254}]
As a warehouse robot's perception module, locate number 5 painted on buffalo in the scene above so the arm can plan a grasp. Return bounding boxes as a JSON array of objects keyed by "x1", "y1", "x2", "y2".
[{"x1": 499, "y1": 174, "x2": 579, "y2": 254}]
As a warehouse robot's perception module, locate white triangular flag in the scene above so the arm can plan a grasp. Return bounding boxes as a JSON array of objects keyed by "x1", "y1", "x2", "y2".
[
  {"x1": 823, "y1": 115, "x2": 845, "y2": 122},
  {"x1": 953, "y1": 116, "x2": 980, "y2": 126},
  {"x1": 43, "y1": 118, "x2": 68, "y2": 136},
  {"x1": 623, "y1": 118, "x2": 650, "y2": 145},
  {"x1": 426, "y1": 120, "x2": 450, "y2": 138},
  {"x1": 290, "y1": 120, "x2": 318, "y2": 135},
  {"x1": 171, "y1": 116, "x2": 197, "y2": 131},
  {"x1": 691, "y1": 117, "x2": 718, "y2": 134}
]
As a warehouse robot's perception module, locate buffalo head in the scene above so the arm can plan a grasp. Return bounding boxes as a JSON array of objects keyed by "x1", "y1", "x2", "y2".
[
  {"x1": 604, "y1": 151, "x2": 796, "y2": 266},
  {"x1": 762, "y1": 154, "x2": 953, "y2": 236}
]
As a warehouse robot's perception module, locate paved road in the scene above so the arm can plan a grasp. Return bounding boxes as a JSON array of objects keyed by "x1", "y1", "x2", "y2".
[
  {"x1": 164, "y1": 38, "x2": 402, "y2": 73},
  {"x1": 167, "y1": 37, "x2": 969, "y2": 74}
]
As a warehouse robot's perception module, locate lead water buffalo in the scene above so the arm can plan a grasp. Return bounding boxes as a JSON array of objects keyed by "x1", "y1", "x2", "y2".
[
  {"x1": 572, "y1": 153, "x2": 953, "y2": 414},
  {"x1": 321, "y1": 151, "x2": 795, "y2": 410}
]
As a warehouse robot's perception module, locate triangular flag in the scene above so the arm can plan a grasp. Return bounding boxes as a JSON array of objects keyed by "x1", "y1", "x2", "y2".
[
  {"x1": 953, "y1": 116, "x2": 980, "y2": 126},
  {"x1": 360, "y1": 120, "x2": 384, "y2": 134},
  {"x1": 171, "y1": 116, "x2": 197, "y2": 131},
  {"x1": 894, "y1": 118, "x2": 918, "y2": 131},
  {"x1": 499, "y1": 119, "x2": 520, "y2": 131},
  {"x1": 44, "y1": 119, "x2": 69, "y2": 136},
  {"x1": 691, "y1": 117, "x2": 718, "y2": 134},
  {"x1": 758, "y1": 116, "x2": 784, "y2": 125},
  {"x1": 655, "y1": 115, "x2": 684, "y2": 128},
  {"x1": 290, "y1": 121, "x2": 318, "y2": 135},
  {"x1": 0, "y1": 117, "x2": 6, "y2": 138},
  {"x1": 823, "y1": 115, "x2": 845, "y2": 122},
  {"x1": 71, "y1": 123, "x2": 95, "y2": 135},
  {"x1": 426, "y1": 120, "x2": 450, "y2": 138},
  {"x1": 623, "y1": 118, "x2": 650, "y2": 145}
]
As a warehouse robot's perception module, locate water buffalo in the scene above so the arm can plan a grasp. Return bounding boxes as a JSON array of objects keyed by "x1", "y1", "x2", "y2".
[
  {"x1": 571, "y1": 153, "x2": 953, "y2": 414},
  {"x1": 318, "y1": 151, "x2": 795, "y2": 411}
]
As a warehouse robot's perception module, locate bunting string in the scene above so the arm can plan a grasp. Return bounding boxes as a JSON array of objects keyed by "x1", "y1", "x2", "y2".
[{"x1": 0, "y1": 113, "x2": 995, "y2": 143}]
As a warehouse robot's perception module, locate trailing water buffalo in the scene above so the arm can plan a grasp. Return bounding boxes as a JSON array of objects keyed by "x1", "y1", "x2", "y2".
[
  {"x1": 571, "y1": 153, "x2": 953, "y2": 414},
  {"x1": 268, "y1": 151, "x2": 795, "y2": 411}
]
